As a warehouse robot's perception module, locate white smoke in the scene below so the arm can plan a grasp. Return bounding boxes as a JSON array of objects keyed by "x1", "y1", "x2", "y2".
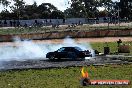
[
  {"x1": 0, "y1": 37, "x2": 94, "y2": 61},
  {"x1": 62, "y1": 37, "x2": 95, "y2": 58}
]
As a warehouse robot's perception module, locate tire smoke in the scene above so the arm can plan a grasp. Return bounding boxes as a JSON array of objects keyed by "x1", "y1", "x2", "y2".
[{"x1": 0, "y1": 37, "x2": 94, "y2": 61}]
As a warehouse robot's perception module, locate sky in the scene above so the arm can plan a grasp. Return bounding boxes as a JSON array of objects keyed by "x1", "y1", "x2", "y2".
[
  {"x1": 23, "y1": 0, "x2": 71, "y2": 11},
  {"x1": 0, "y1": 0, "x2": 119, "y2": 12}
]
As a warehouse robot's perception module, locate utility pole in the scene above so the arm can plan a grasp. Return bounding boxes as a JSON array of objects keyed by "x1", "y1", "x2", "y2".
[
  {"x1": 118, "y1": 6, "x2": 120, "y2": 27},
  {"x1": 118, "y1": 0, "x2": 120, "y2": 27},
  {"x1": 108, "y1": 2, "x2": 110, "y2": 30}
]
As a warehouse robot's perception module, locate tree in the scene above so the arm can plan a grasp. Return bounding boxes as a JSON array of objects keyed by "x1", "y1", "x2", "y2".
[
  {"x1": 42, "y1": 11, "x2": 50, "y2": 19},
  {"x1": 64, "y1": 8, "x2": 74, "y2": 18},
  {"x1": 0, "y1": 10, "x2": 11, "y2": 19},
  {"x1": 98, "y1": 10, "x2": 107, "y2": 17},
  {"x1": 0, "y1": 0, "x2": 10, "y2": 20},
  {"x1": 50, "y1": 10, "x2": 65, "y2": 19},
  {"x1": 65, "y1": 0, "x2": 104, "y2": 18},
  {"x1": 37, "y1": 3, "x2": 57, "y2": 13},
  {"x1": 37, "y1": 3, "x2": 64, "y2": 19},
  {"x1": 119, "y1": 0, "x2": 132, "y2": 20},
  {"x1": 71, "y1": 0, "x2": 87, "y2": 17},
  {"x1": 82, "y1": 0, "x2": 97, "y2": 17},
  {"x1": 64, "y1": 0, "x2": 87, "y2": 18},
  {"x1": 22, "y1": 2, "x2": 38, "y2": 19},
  {"x1": 65, "y1": 0, "x2": 115, "y2": 18},
  {"x1": 0, "y1": 1, "x2": 64, "y2": 19},
  {"x1": 10, "y1": 0, "x2": 25, "y2": 20},
  {"x1": 0, "y1": 0, "x2": 10, "y2": 6}
]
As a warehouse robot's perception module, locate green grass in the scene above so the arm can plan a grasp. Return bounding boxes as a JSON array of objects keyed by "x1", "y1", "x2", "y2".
[
  {"x1": 90, "y1": 42, "x2": 132, "y2": 55},
  {"x1": 0, "y1": 27, "x2": 48, "y2": 35},
  {"x1": 91, "y1": 42, "x2": 118, "y2": 54},
  {"x1": 0, "y1": 64, "x2": 131, "y2": 88},
  {"x1": 90, "y1": 42, "x2": 132, "y2": 61},
  {"x1": 0, "y1": 24, "x2": 131, "y2": 35},
  {"x1": 0, "y1": 42, "x2": 132, "y2": 88}
]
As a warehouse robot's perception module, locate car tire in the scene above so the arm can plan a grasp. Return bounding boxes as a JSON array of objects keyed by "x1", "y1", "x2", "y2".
[{"x1": 49, "y1": 55, "x2": 55, "y2": 60}]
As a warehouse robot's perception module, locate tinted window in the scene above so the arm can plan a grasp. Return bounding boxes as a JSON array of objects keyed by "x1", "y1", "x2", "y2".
[
  {"x1": 57, "y1": 48, "x2": 65, "y2": 52},
  {"x1": 64, "y1": 48, "x2": 71, "y2": 51},
  {"x1": 74, "y1": 47, "x2": 82, "y2": 51}
]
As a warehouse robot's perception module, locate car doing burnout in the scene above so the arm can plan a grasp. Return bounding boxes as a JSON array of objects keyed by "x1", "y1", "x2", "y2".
[{"x1": 46, "y1": 47, "x2": 92, "y2": 60}]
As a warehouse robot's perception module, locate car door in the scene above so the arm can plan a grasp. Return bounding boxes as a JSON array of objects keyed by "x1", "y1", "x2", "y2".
[{"x1": 56, "y1": 48, "x2": 67, "y2": 58}]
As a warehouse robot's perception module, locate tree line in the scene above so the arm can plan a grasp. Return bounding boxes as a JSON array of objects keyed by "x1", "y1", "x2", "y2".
[
  {"x1": 0, "y1": 0, "x2": 65, "y2": 20},
  {"x1": 0, "y1": 0, "x2": 132, "y2": 20}
]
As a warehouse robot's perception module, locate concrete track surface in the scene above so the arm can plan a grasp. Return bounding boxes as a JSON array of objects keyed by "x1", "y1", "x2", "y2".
[{"x1": 0, "y1": 55, "x2": 131, "y2": 70}]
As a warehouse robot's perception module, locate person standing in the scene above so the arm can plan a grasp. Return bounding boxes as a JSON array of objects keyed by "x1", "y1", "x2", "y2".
[
  {"x1": 117, "y1": 39, "x2": 122, "y2": 47},
  {"x1": 10, "y1": 20, "x2": 13, "y2": 27}
]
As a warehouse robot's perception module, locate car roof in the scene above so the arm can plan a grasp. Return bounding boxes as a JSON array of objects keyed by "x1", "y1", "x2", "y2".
[
  {"x1": 61, "y1": 46, "x2": 80, "y2": 48},
  {"x1": 61, "y1": 47, "x2": 82, "y2": 50}
]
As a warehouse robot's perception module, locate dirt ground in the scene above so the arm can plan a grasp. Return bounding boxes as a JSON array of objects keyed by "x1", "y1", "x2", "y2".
[
  {"x1": 35, "y1": 37, "x2": 132, "y2": 44},
  {"x1": 0, "y1": 37, "x2": 131, "y2": 46}
]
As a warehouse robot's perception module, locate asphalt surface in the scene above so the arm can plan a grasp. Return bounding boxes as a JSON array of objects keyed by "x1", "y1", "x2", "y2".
[{"x1": 0, "y1": 55, "x2": 131, "y2": 71}]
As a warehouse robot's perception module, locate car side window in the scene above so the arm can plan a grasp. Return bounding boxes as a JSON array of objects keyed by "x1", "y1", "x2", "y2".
[
  {"x1": 70, "y1": 48, "x2": 75, "y2": 52},
  {"x1": 57, "y1": 48, "x2": 65, "y2": 52},
  {"x1": 64, "y1": 48, "x2": 69, "y2": 52}
]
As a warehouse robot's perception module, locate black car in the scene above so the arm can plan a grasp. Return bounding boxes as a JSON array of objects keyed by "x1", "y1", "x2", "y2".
[{"x1": 46, "y1": 47, "x2": 92, "y2": 60}]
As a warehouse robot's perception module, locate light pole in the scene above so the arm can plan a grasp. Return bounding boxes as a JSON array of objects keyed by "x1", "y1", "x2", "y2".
[
  {"x1": 107, "y1": 2, "x2": 110, "y2": 30},
  {"x1": 117, "y1": 0, "x2": 120, "y2": 27},
  {"x1": 118, "y1": 5, "x2": 120, "y2": 27},
  {"x1": 96, "y1": 0, "x2": 100, "y2": 23}
]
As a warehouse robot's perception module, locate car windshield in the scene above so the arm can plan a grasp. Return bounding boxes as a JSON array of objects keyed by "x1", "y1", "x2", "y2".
[{"x1": 74, "y1": 47, "x2": 82, "y2": 51}]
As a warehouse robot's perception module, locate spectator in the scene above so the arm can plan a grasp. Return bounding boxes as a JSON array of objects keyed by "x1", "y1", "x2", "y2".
[
  {"x1": 10, "y1": 21, "x2": 13, "y2": 27},
  {"x1": 17, "y1": 20, "x2": 20, "y2": 27},
  {"x1": 0, "y1": 21, "x2": 2, "y2": 27},
  {"x1": 103, "y1": 17, "x2": 107, "y2": 23},
  {"x1": 50, "y1": 19, "x2": 52, "y2": 23},
  {"x1": 13, "y1": 20, "x2": 16, "y2": 27},
  {"x1": 24, "y1": 23, "x2": 27, "y2": 28},
  {"x1": 63, "y1": 18, "x2": 65, "y2": 24},
  {"x1": 45, "y1": 19, "x2": 48, "y2": 25},
  {"x1": 79, "y1": 20, "x2": 83, "y2": 25},
  {"x1": 49, "y1": 19, "x2": 52, "y2": 25},
  {"x1": 117, "y1": 39, "x2": 122, "y2": 47},
  {"x1": 4, "y1": 20, "x2": 7, "y2": 27},
  {"x1": 35, "y1": 20, "x2": 38, "y2": 24}
]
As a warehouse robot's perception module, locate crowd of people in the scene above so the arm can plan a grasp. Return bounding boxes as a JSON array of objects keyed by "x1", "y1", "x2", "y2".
[
  {"x1": 1, "y1": 17, "x2": 127, "y2": 28},
  {"x1": 0, "y1": 19, "x2": 66, "y2": 28},
  {"x1": 0, "y1": 20, "x2": 20, "y2": 27}
]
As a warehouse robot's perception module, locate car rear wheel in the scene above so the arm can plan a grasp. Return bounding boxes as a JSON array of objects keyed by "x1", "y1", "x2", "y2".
[{"x1": 49, "y1": 55, "x2": 55, "y2": 60}]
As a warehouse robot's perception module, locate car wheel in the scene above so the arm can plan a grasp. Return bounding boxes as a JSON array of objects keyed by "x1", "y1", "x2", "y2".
[{"x1": 49, "y1": 55, "x2": 55, "y2": 60}]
